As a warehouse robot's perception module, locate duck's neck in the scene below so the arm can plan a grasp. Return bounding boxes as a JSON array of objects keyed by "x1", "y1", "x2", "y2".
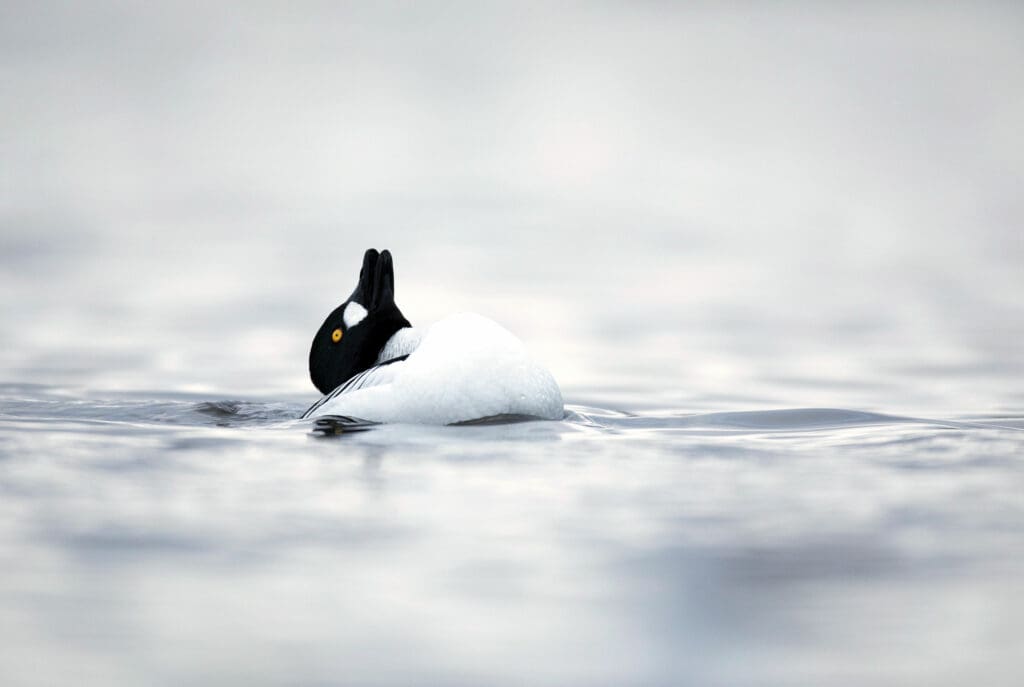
[{"x1": 376, "y1": 326, "x2": 421, "y2": 363}]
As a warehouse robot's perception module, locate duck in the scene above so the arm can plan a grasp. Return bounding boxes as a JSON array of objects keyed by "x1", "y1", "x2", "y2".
[{"x1": 302, "y1": 248, "x2": 564, "y2": 425}]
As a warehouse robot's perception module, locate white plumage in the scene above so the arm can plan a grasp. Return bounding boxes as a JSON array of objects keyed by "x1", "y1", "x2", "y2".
[{"x1": 303, "y1": 313, "x2": 564, "y2": 425}]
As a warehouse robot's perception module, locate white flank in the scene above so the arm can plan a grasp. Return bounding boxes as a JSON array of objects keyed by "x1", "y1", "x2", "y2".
[{"x1": 309, "y1": 313, "x2": 564, "y2": 424}]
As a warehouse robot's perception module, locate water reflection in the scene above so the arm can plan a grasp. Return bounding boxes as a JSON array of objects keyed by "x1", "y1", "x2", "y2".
[{"x1": 2, "y1": 387, "x2": 1022, "y2": 683}]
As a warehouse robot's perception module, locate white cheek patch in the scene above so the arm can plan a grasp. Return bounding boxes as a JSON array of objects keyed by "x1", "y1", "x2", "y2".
[{"x1": 343, "y1": 301, "x2": 368, "y2": 328}]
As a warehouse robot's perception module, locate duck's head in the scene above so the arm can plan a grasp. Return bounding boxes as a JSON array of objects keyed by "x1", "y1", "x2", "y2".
[{"x1": 309, "y1": 248, "x2": 411, "y2": 394}]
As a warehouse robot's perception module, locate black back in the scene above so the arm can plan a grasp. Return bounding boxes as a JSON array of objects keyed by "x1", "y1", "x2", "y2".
[{"x1": 308, "y1": 249, "x2": 411, "y2": 394}]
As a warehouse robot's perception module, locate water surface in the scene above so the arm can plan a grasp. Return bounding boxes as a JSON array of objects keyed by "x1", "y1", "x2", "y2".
[
  {"x1": 2, "y1": 385, "x2": 1022, "y2": 685},
  {"x1": 2, "y1": 2, "x2": 1023, "y2": 685}
]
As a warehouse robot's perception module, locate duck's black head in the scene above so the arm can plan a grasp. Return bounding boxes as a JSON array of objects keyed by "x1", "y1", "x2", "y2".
[{"x1": 309, "y1": 248, "x2": 411, "y2": 394}]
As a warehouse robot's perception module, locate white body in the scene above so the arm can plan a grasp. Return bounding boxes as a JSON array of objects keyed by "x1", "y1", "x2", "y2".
[{"x1": 305, "y1": 313, "x2": 564, "y2": 425}]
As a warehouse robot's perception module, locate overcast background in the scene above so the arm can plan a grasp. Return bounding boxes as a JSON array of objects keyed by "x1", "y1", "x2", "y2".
[
  {"x1": 2, "y1": 1, "x2": 1022, "y2": 413},
  {"x1": 3, "y1": 4, "x2": 1024, "y2": 686}
]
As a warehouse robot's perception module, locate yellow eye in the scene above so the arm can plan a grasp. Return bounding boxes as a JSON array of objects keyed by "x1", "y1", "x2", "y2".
[{"x1": 331, "y1": 328, "x2": 343, "y2": 343}]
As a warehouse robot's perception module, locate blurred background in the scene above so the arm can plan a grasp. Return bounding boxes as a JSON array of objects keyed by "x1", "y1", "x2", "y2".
[
  {"x1": 3, "y1": 5, "x2": 1024, "y2": 686},
  {"x1": 2, "y1": 1, "x2": 1022, "y2": 411}
]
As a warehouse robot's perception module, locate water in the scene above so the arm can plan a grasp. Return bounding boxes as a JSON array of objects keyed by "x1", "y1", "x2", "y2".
[
  {"x1": 2, "y1": 389, "x2": 1022, "y2": 685},
  {"x1": 3, "y1": 2, "x2": 1024, "y2": 685}
]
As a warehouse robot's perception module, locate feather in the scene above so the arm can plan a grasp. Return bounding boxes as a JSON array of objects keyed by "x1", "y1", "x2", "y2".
[{"x1": 301, "y1": 355, "x2": 408, "y2": 419}]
